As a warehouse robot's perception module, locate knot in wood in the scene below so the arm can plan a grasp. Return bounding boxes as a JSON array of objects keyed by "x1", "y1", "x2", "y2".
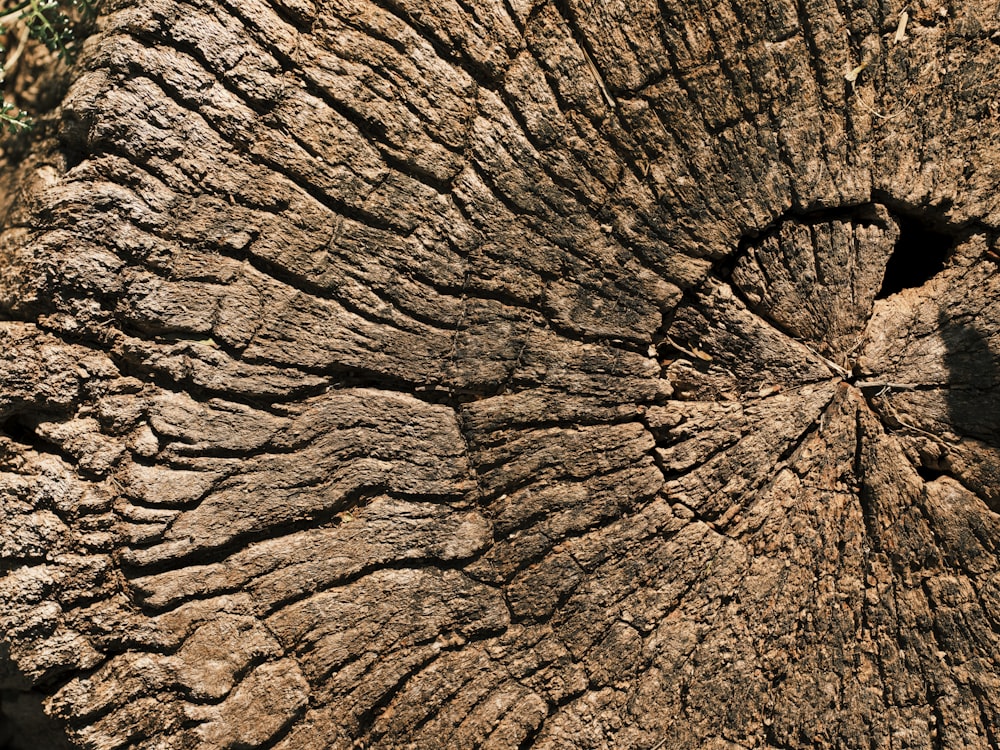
[{"x1": 730, "y1": 204, "x2": 900, "y2": 363}]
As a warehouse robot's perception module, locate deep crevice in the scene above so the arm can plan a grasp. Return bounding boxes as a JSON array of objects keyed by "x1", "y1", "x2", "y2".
[
  {"x1": 728, "y1": 201, "x2": 889, "y2": 258},
  {"x1": 0, "y1": 687, "x2": 75, "y2": 750},
  {"x1": 876, "y1": 214, "x2": 953, "y2": 300},
  {"x1": 915, "y1": 464, "x2": 947, "y2": 483},
  {"x1": 0, "y1": 414, "x2": 38, "y2": 447},
  {"x1": 0, "y1": 413, "x2": 80, "y2": 471},
  {"x1": 725, "y1": 203, "x2": 960, "y2": 302}
]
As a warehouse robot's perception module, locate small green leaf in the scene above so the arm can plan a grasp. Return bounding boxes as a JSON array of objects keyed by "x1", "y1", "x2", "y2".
[
  {"x1": 0, "y1": 101, "x2": 32, "y2": 133},
  {"x1": 0, "y1": 0, "x2": 100, "y2": 135}
]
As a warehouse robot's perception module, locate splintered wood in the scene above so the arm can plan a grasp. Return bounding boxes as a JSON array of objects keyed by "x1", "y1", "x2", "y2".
[{"x1": 1, "y1": 0, "x2": 1000, "y2": 748}]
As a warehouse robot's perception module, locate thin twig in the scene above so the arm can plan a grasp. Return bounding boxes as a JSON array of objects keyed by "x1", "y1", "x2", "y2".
[
  {"x1": 580, "y1": 44, "x2": 616, "y2": 109},
  {"x1": 894, "y1": 10, "x2": 909, "y2": 43},
  {"x1": 852, "y1": 92, "x2": 915, "y2": 122},
  {"x1": 3, "y1": 22, "x2": 31, "y2": 78},
  {"x1": 663, "y1": 333, "x2": 712, "y2": 362},
  {"x1": 854, "y1": 380, "x2": 940, "y2": 391}
]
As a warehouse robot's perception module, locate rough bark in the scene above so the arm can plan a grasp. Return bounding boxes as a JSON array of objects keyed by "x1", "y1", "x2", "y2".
[{"x1": 1, "y1": 0, "x2": 1000, "y2": 748}]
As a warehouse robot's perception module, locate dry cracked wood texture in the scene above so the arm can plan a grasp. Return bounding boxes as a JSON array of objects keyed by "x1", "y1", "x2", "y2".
[{"x1": 2, "y1": 0, "x2": 1000, "y2": 747}]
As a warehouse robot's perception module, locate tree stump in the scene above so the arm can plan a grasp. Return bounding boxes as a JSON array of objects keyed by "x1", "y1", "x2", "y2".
[{"x1": 1, "y1": 0, "x2": 1000, "y2": 747}]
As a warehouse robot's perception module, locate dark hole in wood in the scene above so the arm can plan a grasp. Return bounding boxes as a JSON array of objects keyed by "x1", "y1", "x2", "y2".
[
  {"x1": 0, "y1": 691, "x2": 75, "y2": 750},
  {"x1": 0, "y1": 415, "x2": 35, "y2": 445},
  {"x1": 877, "y1": 215, "x2": 952, "y2": 299},
  {"x1": 916, "y1": 464, "x2": 947, "y2": 482},
  {"x1": 0, "y1": 642, "x2": 74, "y2": 750}
]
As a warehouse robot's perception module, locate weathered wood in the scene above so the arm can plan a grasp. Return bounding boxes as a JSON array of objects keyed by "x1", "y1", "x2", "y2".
[{"x1": 1, "y1": 0, "x2": 1000, "y2": 747}]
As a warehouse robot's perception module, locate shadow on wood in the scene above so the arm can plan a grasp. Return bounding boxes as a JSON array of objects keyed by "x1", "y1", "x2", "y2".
[{"x1": 941, "y1": 309, "x2": 1000, "y2": 511}]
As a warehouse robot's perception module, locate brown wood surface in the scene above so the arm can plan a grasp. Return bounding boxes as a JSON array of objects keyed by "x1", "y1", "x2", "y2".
[{"x1": 1, "y1": 0, "x2": 1000, "y2": 747}]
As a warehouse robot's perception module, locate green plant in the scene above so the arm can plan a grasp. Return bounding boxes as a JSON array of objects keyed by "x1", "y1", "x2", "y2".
[{"x1": 0, "y1": 0, "x2": 98, "y2": 133}]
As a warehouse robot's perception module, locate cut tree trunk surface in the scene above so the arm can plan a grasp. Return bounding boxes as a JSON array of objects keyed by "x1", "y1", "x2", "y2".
[{"x1": 1, "y1": 0, "x2": 1000, "y2": 748}]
